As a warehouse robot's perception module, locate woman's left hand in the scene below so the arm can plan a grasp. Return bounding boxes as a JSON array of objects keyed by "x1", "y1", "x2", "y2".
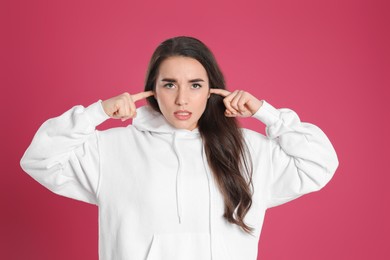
[{"x1": 209, "y1": 89, "x2": 263, "y2": 117}]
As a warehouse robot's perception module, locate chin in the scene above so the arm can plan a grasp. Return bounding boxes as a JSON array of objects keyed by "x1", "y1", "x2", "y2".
[{"x1": 172, "y1": 122, "x2": 196, "y2": 131}]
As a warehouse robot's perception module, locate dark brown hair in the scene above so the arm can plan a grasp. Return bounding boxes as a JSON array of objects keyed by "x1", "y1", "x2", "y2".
[{"x1": 144, "y1": 36, "x2": 254, "y2": 233}]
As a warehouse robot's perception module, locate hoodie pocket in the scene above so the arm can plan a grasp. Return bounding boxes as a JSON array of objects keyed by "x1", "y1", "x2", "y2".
[{"x1": 146, "y1": 232, "x2": 211, "y2": 260}]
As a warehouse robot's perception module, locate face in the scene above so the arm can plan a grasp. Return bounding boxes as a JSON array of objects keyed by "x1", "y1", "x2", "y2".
[{"x1": 154, "y1": 56, "x2": 210, "y2": 131}]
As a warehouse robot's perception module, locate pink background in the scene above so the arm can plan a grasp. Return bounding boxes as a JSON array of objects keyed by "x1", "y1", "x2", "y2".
[{"x1": 1, "y1": 0, "x2": 389, "y2": 259}]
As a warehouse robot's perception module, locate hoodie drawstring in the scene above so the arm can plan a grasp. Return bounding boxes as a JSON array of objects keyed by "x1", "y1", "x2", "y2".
[
  {"x1": 172, "y1": 132, "x2": 183, "y2": 223},
  {"x1": 172, "y1": 133, "x2": 214, "y2": 259},
  {"x1": 202, "y1": 146, "x2": 214, "y2": 260}
]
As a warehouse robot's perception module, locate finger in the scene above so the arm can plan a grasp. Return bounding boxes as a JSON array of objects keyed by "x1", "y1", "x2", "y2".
[
  {"x1": 230, "y1": 90, "x2": 244, "y2": 111},
  {"x1": 132, "y1": 91, "x2": 154, "y2": 102},
  {"x1": 224, "y1": 109, "x2": 237, "y2": 117},
  {"x1": 121, "y1": 92, "x2": 134, "y2": 118},
  {"x1": 223, "y1": 91, "x2": 239, "y2": 115},
  {"x1": 209, "y1": 88, "x2": 231, "y2": 97},
  {"x1": 120, "y1": 105, "x2": 131, "y2": 121},
  {"x1": 111, "y1": 103, "x2": 121, "y2": 118},
  {"x1": 115, "y1": 94, "x2": 131, "y2": 120},
  {"x1": 237, "y1": 92, "x2": 250, "y2": 113},
  {"x1": 128, "y1": 95, "x2": 137, "y2": 118},
  {"x1": 117, "y1": 100, "x2": 128, "y2": 118}
]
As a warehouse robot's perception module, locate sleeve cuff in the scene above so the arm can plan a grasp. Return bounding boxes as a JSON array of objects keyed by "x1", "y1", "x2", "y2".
[
  {"x1": 252, "y1": 100, "x2": 281, "y2": 126},
  {"x1": 84, "y1": 100, "x2": 111, "y2": 127}
]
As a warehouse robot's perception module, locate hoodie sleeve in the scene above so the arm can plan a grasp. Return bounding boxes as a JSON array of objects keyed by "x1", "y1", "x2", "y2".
[
  {"x1": 252, "y1": 100, "x2": 339, "y2": 208},
  {"x1": 20, "y1": 101, "x2": 110, "y2": 204}
]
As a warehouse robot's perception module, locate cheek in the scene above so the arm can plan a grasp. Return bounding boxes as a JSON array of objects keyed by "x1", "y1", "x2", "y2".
[
  {"x1": 195, "y1": 93, "x2": 209, "y2": 113},
  {"x1": 154, "y1": 92, "x2": 165, "y2": 107},
  {"x1": 200, "y1": 91, "x2": 210, "y2": 104},
  {"x1": 155, "y1": 93, "x2": 174, "y2": 115}
]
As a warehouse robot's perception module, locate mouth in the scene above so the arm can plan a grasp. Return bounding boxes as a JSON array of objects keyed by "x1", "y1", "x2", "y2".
[{"x1": 174, "y1": 110, "x2": 192, "y2": 120}]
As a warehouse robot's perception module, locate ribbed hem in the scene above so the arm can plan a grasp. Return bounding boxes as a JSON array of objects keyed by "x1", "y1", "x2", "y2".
[
  {"x1": 84, "y1": 100, "x2": 110, "y2": 127},
  {"x1": 252, "y1": 100, "x2": 281, "y2": 126}
]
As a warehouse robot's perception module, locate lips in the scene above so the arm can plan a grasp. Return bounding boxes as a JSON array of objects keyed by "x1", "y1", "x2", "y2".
[{"x1": 174, "y1": 110, "x2": 192, "y2": 120}]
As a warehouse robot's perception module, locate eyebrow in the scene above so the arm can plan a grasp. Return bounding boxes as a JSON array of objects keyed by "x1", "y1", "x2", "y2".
[{"x1": 161, "y1": 78, "x2": 205, "y2": 83}]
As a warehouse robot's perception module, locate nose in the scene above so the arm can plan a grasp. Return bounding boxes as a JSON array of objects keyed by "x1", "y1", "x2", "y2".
[{"x1": 175, "y1": 88, "x2": 188, "y2": 106}]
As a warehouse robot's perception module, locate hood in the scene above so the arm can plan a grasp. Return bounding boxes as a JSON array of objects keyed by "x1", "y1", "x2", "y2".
[{"x1": 132, "y1": 106, "x2": 200, "y2": 135}]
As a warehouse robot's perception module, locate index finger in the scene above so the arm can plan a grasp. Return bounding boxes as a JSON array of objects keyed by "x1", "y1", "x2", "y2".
[
  {"x1": 209, "y1": 88, "x2": 231, "y2": 97},
  {"x1": 132, "y1": 91, "x2": 154, "y2": 102}
]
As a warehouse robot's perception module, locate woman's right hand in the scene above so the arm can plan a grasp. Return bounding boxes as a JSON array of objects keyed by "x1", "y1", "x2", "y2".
[{"x1": 101, "y1": 91, "x2": 154, "y2": 121}]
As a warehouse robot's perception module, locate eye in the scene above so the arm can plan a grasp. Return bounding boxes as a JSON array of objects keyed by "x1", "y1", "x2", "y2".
[
  {"x1": 164, "y1": 83, "x2": 175, "y2": 89},
  {"x1": 192, "y1": 83, "x2": 202, "y2": 89}
]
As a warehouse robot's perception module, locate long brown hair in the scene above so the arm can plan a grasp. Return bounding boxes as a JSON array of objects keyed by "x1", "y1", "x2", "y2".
[{"x1": 144, "y1": 36, "x2": 254, "y2": 233}]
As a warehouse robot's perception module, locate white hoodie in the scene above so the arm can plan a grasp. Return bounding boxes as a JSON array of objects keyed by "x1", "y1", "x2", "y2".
[{"x1": 20, "y1": 100, "x2": 338, "y2": 260}]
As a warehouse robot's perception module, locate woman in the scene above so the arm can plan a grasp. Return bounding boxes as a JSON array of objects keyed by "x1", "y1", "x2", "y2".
[{"x1": 21, "y1": 36, "x2": 339, "y2": 260}]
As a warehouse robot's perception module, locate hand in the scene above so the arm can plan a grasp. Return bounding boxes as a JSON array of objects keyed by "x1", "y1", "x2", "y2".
[
  {"x1": 209, "y1": 89, "x2": 263, "y2": 117},
  {"x1": 102, "y1": 91, "x2": 154, "y2": 121}
]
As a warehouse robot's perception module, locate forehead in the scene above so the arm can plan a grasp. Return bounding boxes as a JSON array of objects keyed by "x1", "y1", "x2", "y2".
[{"x1": 157, "y1": 56, "x2": 208, "y2": 79}]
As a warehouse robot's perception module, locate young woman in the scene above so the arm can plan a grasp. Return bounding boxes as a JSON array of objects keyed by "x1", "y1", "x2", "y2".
[{"x1": 21, "y1": 36, "x2": 339, "y2": 260}]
